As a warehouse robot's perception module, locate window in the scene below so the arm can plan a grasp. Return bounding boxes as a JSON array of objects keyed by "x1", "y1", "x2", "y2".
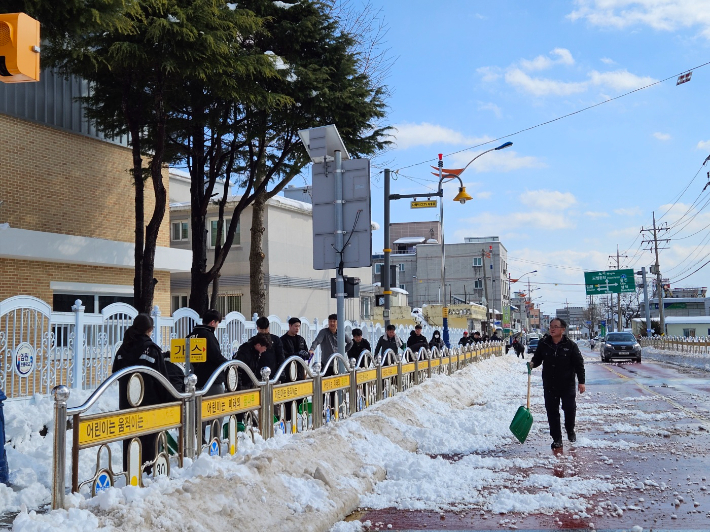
[
  {"x1": 374, "y1": 263, "x2": 382, "y2": 274},
  {"x1": 361, "y1": 297, "x2": 372, "y2": 319},
  {"x1": 172, "y1": 221, "x2": 189, "y2": 241},
  {"x1": 172, "y1": 295, "x2": 188, "y2": 313},
  {"x1": 683, "y1": 328, "x2": 696, "y2": 338},
  {"x1": 399, "y1": 284, "x2": 406, "y2": 290},
  {"x1": 209, "y1": 218, "x2": 239, "y2": 247},
  {"x1": 473, "y1": 257, "x2": 482, "y2": 267},
  {"x1": 474, "y1": 279, "x2": 483, "y2": 289},
  {"x1": 398, "y1": 263, "x2": 405, "y2": 272},
  {"x1": 215, "y1": 294, "x2": 241, "y2": 316}
]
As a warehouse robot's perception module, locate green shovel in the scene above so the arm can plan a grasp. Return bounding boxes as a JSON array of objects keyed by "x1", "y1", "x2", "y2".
[{"x1": 510, "y1": 362, "x2": 533, "y2": 443}]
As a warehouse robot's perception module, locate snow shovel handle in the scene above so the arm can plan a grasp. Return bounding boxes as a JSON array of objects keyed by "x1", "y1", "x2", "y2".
[{"x1": 526, "y1": 365, "x2": 531, "y2": 410}]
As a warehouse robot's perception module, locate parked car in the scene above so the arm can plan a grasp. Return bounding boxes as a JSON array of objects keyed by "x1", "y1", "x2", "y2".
[
  {"x1": 527, "y1": 337, "x2": 539, "y2": 352},
  {"x1": 601, "y1": 332, "x2": 641, "y2": 363}
]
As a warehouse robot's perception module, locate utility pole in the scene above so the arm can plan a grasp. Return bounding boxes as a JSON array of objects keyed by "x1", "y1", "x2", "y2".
[
  {"x1": 609, "y1": 245, "x2": 628, "y2": 332},
  {"x1": 641, "y1": 212, "x2": 670, "y2": 335},
  {"x1": 640, "y1": 266, "x2": 652, "y2": 336},
  {"x1": 383, "y1": 169, "x2": 391, "y2": 329},
  {"x1": 481, "y1": 249, "x2": 491, "y2": 335}
]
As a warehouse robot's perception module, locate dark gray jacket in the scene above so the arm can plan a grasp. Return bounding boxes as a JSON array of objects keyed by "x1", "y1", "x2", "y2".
[{"x1": 310, "y1": 328, "x2": 352, "y2": 365}]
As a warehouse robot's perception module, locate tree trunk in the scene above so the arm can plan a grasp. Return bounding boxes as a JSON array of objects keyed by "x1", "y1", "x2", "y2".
[
  {"x1": 130, "y1": 130, "x2": 145, "y2": 312},
  {"x1": 249, "y1": 193, "x2": 267, "y2": 318},
  {"x1": 210, "y1": 273, "x2": 220, "y2": 310}
]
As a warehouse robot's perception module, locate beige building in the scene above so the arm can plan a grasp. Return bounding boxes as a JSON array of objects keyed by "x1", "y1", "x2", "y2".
[
  {"x1": 169, "y1": 187, "x2": 373, "y2": 320},
  {"x1": 0, "y1": 71, "x2": 190, "y2": 311}
]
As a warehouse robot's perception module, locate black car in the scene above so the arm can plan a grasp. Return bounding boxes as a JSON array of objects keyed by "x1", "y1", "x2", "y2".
[
  {"x1": 601, "y1": 332, "x2": 641, "y2": 363},
  {"x1": 527, "y1": 338, "x2": 539, "y2": 352}
]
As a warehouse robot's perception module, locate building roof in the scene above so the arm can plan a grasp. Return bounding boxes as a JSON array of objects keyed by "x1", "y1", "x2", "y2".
[
  {"x1": 394, "y1": 237, "x2": 426, "y2": 245},
  {"x1": 170, "y1": 193, "x2": 313, "y2": 215}
]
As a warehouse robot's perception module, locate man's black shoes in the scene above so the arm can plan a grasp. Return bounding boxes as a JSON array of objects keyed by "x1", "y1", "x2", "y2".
[
  {"x1": 567, "y1": 430, "x2": 576, "y2": 443},
  {"x1": 551, "y1": 440, "x2": 563, "y2": 449}
]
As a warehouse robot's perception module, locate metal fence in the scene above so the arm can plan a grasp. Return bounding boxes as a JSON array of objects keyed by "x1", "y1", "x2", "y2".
[
  {"x1": 0, "y1": 296, "x2": 466, "y2": 399},
  {"x1": 640, "y1": 335, "x2": 710, "y2": 354},
  {"x1": 51, "y1": 341, "x2": 504, "y2": 509}
]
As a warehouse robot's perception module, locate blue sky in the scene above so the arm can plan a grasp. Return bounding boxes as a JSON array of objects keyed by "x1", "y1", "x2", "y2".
[{"x1": 357, "y1": 0, "x2": 710, "y2": 315}]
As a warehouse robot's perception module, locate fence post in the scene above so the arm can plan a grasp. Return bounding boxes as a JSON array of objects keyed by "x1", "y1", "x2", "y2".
[
  {"x1": 312, "y1": 362, "x2": 322, "y2": 429},
  {"x1": 259, "y1": 368, "x2": 273, "y2": 440},
  {"x1": 151, "y1": 305, "x2": 161, "y2": 347},
  {"x1": 71, "y1": 300, "x2": 85, "y2": 389},
  {"x1": 184, "y1": 374, "x2": 198, "y2": 460},
  {"x1": 396, "y1": 352, "x2": 403, "y2": 393},
  {"x1": 448, "y1": 347, "x2": 453, "y2": 374},
  {"x1": 375, "y1": 354, "x2": 383, "y2": 402},
  {"x1": 427, "y1": 348, "x2": 433, "y2": 378},
  {"x1": 349, "y1": 358, "x2": 357, "y2": 415},
  {"x1": 414, "y1": 351, "x2": 420, "y2": 385},
  {"x1": 52, "y1": 385, "x2": 70, "y2": 509}
]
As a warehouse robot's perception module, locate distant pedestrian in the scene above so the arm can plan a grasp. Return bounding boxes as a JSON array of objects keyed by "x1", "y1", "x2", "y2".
[
  {"x1": 407, "y1": 324, "x2": 429, "y2": 353},
  {"x1": 112, "y1": 314, "x2": 170, "y2": 470},
  {"x1": 529, "y1": 318, "x2": 586, "y2": 450},
  {"x1": 309, "y1": 314, "x2": 352, "y2": 376},
  {"x1": 491, "y1": 329, "x2": 502, "y2": 342},
  {"x1": 374, "y1": 324, "x2": 404, "y2": 361},
  {"x1": 347, "y1": 328, "x2": 372, "y2": 367},
  {"x1": 233, "y1": 334, "x2": 274, "y2": 390},
  {"x1": 458, "y1": 331, "x2": 472, "y2": 347},
  {"x1": 471, "y1": 331, "x2": 482, "y2": 344},
  {"x1": 256, "y1": 316, "x2": 285, "y2": 382},
  {"x1": 429, "y1": 330, "x2": 444, "y2": 351},
  {"x1": 513, "y1": 338, "x2": 525, "y2": 358}
]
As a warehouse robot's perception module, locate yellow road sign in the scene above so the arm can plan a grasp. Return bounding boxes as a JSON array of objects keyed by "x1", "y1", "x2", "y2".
[
  {"x1": 202, "y1": 390, "x2": 260, "y2": 420},
  {"x1": 410, "y1": 200, "x2": 437, "y2": 209},
  {"x1": 322, "y1": 375, "x2": 350, "y2": 392},
  {"x1": 78, "y1": 403, "x2": 182, "y2": 447},
  {"x1": 273, "y1": 381, "x2": 314, "y2": 403},
  {"x1": 170, "y1": 338, "x2": 207, "y2": 363}
]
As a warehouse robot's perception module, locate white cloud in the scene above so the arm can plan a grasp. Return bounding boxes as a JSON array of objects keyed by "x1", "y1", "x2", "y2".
[
  {"x1": 478, "y1": 102, "x2": 502, "y2": 118},
  {"x1": 584, "y1": 211, "x2": 610, "y2": 218},
  {"x1": 600, "y1": 57, "x2": 616, "y2": 65},
  {"x1": 614, "y1": 207, "x2": 643, "y2": 216},
  {"x1": 653, "y1": 132, "x2": 671, "y2": 141},
  {"x1": 568, "y1": 0, "x2": 710, "y2": 39},
  {"x1": 587, "y1": 69, "x2": 657, "y2": 91},
  {"x1": 447, "y1": 149, "x2": 547, "y2": 173},
  {"x1": 476, "y1": 191, "x2": 492, "y2": 199},
  {"x1": 698, "y1": 139, "x2": 710, "y2": 150},
  {"x1": 391, "y1": 123, "x2": 490, "y2": 150},
  {"x1": 476, "y1": 66, "x2": 502, "y2": 82},
  {"x1": 519, "y1": 189, "x2": 577, "y2": 210},
  {"x1": 456, "y1": 210, "x2": 576, "y2": 239},
  {"x1": 519, "y1": 48, "x2": 575, "y2": 71}
]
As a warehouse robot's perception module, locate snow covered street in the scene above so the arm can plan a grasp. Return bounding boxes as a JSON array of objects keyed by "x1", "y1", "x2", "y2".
[{"x1": 3, "y1": 347, "x2": 710, "y2": 531}]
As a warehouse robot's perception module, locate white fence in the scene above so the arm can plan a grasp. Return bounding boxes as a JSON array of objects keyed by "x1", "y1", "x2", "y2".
[{"x1": 0, "y1": 295, "x2": 465, "y2": 399}]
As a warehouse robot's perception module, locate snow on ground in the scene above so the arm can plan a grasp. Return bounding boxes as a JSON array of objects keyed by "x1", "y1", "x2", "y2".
[
  {"x1": 642, "y1": 346, "x2": 710, "y2": 372},
  {"x1": 0, "y1": 354, "x2": 663, "y2": 531}
]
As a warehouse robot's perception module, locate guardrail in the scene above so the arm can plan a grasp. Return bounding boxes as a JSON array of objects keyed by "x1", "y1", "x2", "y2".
[
  {"x1": 51, "y1": 341, "x2": 504, "y2": 509},
  {"x1": 639, "y1": 335, "x2": 710, "y2": 354}
]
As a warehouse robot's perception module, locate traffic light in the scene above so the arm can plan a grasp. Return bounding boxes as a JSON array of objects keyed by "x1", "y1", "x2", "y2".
[{"x1": 0, "y1": 13, "x2": 40, "y2": 83}]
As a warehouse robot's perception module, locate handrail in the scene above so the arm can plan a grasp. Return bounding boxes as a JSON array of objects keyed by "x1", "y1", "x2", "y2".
[
  {"x1": 320, "y1": 353, "x2": 352, "y2": 376},
  {"x1": 67, "y1": 366, "x2": 186, "y2": 416},
  {"x1": 198, "y1": 359, "x2": 263, "y2": 393},
  {"x1": 355, "y1": 349, "x2": 375, "y2": 368},
  {"x1": 270, "y1": 355, "x2": 315, "y2": 383}
]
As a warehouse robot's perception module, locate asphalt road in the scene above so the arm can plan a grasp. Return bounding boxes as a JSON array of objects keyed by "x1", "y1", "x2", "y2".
[{"x1": 347, "y1": 346, "x2": 710, "y2": 532}]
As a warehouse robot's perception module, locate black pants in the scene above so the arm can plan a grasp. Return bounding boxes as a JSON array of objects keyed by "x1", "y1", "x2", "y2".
[{"x1": 543, "y1": 387, "x2": 576, "y2": 442}]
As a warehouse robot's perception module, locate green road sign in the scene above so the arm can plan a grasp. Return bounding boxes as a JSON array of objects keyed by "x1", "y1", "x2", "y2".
[{"x1": 584, "y1": 269, "x2": 636, "y2": 295}]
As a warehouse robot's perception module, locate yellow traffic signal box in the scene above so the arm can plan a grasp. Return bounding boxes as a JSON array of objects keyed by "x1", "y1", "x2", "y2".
[{"x1": 0, "y1": 13, "x2": 40, "y2": 83}]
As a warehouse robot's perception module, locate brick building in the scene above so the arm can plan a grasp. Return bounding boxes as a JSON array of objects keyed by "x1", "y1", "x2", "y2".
[{"x1": 0, "y1": 71, "x2": 190, "y2": 311}]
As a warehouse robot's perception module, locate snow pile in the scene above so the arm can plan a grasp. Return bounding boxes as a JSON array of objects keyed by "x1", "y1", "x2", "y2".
[{"x1": 642, "y1": 346, "x2": 710, "y2": 372}]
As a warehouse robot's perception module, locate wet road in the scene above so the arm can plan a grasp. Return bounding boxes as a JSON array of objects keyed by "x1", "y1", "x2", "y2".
[{"x1": 346, "y1": 347, "x2": 710, "y2": 531}]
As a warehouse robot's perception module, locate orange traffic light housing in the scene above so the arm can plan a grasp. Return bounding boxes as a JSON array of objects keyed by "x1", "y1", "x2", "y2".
[{"x1": 0, "y1": 13, "x2": 40, "y2": 83}]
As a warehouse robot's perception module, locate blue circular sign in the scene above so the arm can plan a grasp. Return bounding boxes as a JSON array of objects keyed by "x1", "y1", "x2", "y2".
[
  {"x1": 94, "y1": 471, "x2": 111, "y2": 494},
  {"x1": 209, "y1": 440, "x2": 219, "y2": 456},
  {"x1": 13, "y1": 343, "x2": 35, "y2": 378}
]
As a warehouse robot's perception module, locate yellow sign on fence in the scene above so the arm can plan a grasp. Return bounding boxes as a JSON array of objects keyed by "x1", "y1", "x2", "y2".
[
  {"x1": 202, "y1": 390, "x2": 260, "y2": 420},
  {"x1": 382, "y1": 366, "x2": 398, "y2": 378},
  {"x1": 170, "y1": 338, "x2": 207, "y2": 363},
  {"x1": 273, "y1": 382, "x2": 314, "y2": 403},
  {"x1": 401, "y1": 362, "x2": 415, "y2": 374},
  {"x1": 78, "y1": 404, "x2": 182, "y2": 447},
  {"x1": 322, "y1": 375, "x2": 350, "y2": 392},
  {"x1": 356, "y1": 369, "x2": 377, "y2": 384}
]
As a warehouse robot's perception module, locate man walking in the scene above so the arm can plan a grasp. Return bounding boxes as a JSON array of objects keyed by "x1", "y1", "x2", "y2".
[
  {"x1": 280, "y1": 317, "x2": 309, "y2": 381},
  {"x1": 347, "y1": 328, "x2": 371, "y2": 367},
  {"x1": 529, "y1": 317, "x2": 585, "y2": 450},
  {"x1": 406, "y1": 324, "x2": 429, "y2": 353},
  {"x1": 309, "y1": 314, "x2": 352, "y2": 376},
  {"x1": 256, "y1": 316, "x2": 285, "y2": 382},
  {"x1": 374, "y1": 324, "x2": 404, "y2": 360}
]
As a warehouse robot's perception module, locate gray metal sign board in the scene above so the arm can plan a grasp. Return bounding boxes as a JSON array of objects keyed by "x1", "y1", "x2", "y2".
[{"x1": 312, "y1": 158, "x2": 372, "y2": 270}]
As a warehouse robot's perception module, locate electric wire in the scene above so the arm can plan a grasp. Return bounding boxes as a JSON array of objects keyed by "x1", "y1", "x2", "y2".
[{"x1": 393, "y1": 60, "x2": 710, "y2": 173}]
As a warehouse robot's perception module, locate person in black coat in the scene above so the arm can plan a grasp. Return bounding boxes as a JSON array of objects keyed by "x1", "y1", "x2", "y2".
[
  {"x1": 187, "y1": 309, "x2": 227, "y2": 392},
  {"x1": 112, "y1": 314, "x2": 171, "y2": 471},
  {"x1": 256, "y1": 316, "x2": 285, "y2": 379},
  {"x1": 280, "y1": 317, "x2": 310, "y2": 381},
  {"x1": 374, "y1": 324, "x2": 404, "y2": 361},
  {"x1": 234, "y1": 334, "x2": 275, "y2": 390},
  {"x1": 429, "y1": 330, "x2": 444, "y2": 351},
  {"x1": 529, "y1": 318, "x2": 586, "y2": 450},
  {"x1": 347, "y1": 328, "x2": 372, "y2": 367},
  {"x1": 458, "y1": 331, "x2": 472, "y2": 347},
  {"x1": 406, "y1": 324, "x2": 429, "y2": 353},
  {"x1": 513, "y1": 338, "x2": 525, "y2": 358}
]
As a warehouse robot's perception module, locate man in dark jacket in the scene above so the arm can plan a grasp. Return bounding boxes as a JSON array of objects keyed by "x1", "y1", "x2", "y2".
[
  {"x1": 234, "y1": 333, "x2": 275, "y2": 389},
  {"x1": 529, "y1": 317, "x2": 586, "y2": 450},
  {"x1": 347, "y1": 328, "x2": 371, "y2": 367},
  {"x1": 458, "y1": 331, "x2": 471, "y2": 347},
  {"x1": 188, "y1": 309, "x2": 227, "y2": 392},
  {"x1": 280, "y1": 317, "x2": 309, "y2": 381},
  {"x1": 407, "y1": 324, "x2": 429, "y2": 353},
  {"x1": 256, "y1": 316, "x2": 285, "y2": 382},
  {"x1": 374, "y1": 324, "x2": 404, "y2": 360}
]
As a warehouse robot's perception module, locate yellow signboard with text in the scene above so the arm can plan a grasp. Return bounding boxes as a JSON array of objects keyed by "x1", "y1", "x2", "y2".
[
  {"x1": 170, "y1": 338, "x2": 207, "y2": 363},
  {"x1": 273, "y1": 382, "x2": 314, "y2": 403},
  {"x1": 202, "y1": 390, "x2": 260, "y2": 420},
  {"x1": 78, "y1": 403, "x2": 182, "y2": 447}
]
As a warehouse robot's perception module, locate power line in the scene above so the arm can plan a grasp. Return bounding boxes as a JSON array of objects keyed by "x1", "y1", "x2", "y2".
[{"x1": 394, "y1": 60, "x2": 710, "y2": 173}]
